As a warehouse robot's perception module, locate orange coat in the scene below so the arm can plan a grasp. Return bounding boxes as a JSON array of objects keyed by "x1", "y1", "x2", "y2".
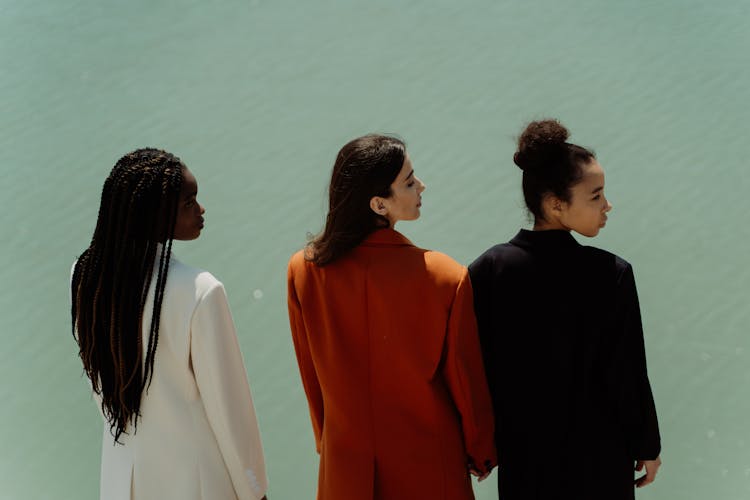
[{"x1": 287, "y1": 228, "x2": 496, "y2": 500}]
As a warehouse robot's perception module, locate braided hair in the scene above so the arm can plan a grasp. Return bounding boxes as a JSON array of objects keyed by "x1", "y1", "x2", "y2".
[{"x1": 71, "y1": 148, "x2": 184, "y2": 443}]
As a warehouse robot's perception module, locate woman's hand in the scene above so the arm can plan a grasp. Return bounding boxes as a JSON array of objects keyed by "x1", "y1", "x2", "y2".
[
  {"x1": 469, "y1": 466, "x2": 491, "y2": 482},
  {"x1": 634, "y1": 456, "x2": 661, "y2": 488},
  {"x1": 468, "y1": 459, "x2": 495, "y2": 482}
]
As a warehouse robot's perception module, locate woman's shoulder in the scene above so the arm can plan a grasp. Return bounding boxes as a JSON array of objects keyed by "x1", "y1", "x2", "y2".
[
  {"x1": 578, "y1": 245, "x2": 635, "y2": 287},
  {"x1": 288, "y1": 248, "x2": 307, "y2": 267},
  {"x1": 474, "y1": 242, "x2": 522, "y2": 260},
  {"x1": 287, "y1": 248, "x2": 314, "y2": 275},
  {"x1": 469, "y1": 242, "x2": 528, "y2": 273},
  {"x1": 169, "y1": 258, "x2": 223, "y2": 295},
  {"x1": 580, "y1": 245, "x2": 632, "y2": 270},
  {"x1": 421, "y1": 249, "x2": 469, "y2": 282}
]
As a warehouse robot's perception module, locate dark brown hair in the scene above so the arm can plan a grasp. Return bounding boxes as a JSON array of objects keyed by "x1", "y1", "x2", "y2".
[
  {"x1": 308, "y1": 134, "x2": 406, "y2": 266},
  {"x1": 513, "y1": 119, "x2": 596, "y2": 222},
  {"x1": 71, "y1": 148, "x2": 184, "y2": 442}
]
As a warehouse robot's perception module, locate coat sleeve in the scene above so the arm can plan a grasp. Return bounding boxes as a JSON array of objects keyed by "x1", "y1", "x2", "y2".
[
  {"x1": 287, "y1": 261, "x2": 324, "y2": 453},
  {"x1": 442, "y1": 268, "x2": 497, "y2": 472},
  {"x1": 616, "y1": 263, "x2": 661, "y2": 460},
  {"x1": 191, "y1": 282, "x2": 268, "y2": 500},
  {"x1": 467, "y1": 255, "x2": 496, "y2": 383}
]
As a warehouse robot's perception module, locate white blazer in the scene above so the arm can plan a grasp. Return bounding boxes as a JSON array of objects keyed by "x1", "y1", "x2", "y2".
[{"x1": 78, "y1": 255, "x2": 268, "y2": 500}]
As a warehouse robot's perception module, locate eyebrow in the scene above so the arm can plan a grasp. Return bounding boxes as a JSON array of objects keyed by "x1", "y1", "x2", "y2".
[
  {"x1": 404, "y1": 170, "x2": 414, "y2": 182},
  {"x1": 183, "y1": 190, "x2": 197, "y2": 200},
  {"x1": 591, "y1": 186, "x2": 603, "y2": 194}
]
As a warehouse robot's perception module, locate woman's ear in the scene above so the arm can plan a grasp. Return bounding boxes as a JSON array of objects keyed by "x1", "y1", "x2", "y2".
[
  {"x1": 541, "y1": 194, "x2": 565, "y2": 219},
  {"x1": 369, "y1": 196, "x2": 387, "y2": 216}
]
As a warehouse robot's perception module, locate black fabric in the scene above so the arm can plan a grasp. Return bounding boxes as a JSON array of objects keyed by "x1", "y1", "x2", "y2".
[{"x1": 469, "y1": 229, "x2": 661, "y2": 500}]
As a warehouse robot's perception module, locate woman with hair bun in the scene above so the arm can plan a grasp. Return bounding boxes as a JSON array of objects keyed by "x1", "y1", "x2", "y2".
[
  {"x1": 469, "y1": 120, "x2": 661, "y2": 500},
  {"x1": 287, "y1": 134, "x2": 496, "y2": 500}
]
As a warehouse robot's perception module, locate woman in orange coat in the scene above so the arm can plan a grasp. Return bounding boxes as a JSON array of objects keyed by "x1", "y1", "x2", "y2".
[{"x1": 287, "y1": 134, "x2": 496, "y2": 500}]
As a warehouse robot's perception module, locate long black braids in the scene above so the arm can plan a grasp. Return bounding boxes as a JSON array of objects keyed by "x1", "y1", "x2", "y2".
[{"x1": 71, "y1": 148, "x2": 184, "y2": 443}]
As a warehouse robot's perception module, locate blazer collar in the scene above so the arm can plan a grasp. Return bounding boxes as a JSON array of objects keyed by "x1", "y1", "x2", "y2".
[
  {"x1": 361, "y1": 228, "x2": 415, "y2": 247},
  {"x1": 510, "y1": 229, "x2": 580, "y2": 251}
]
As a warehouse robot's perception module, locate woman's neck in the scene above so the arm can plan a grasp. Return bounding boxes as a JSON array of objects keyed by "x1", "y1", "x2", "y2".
[{"x1": 533, "y1": 219, "x2": 568, "y2": 232}]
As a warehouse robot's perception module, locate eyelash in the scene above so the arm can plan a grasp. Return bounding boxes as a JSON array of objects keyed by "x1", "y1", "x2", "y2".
[
  {"x1": 407, "y1": 182, "x2": 415, "y2": 188},
  {"x1": 592, "y1": 195, "x2": 601, "y2": 201}
]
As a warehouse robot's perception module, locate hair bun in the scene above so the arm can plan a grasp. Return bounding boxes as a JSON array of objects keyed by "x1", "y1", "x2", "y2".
[{"x1": 514, "y1": 119, "x2": 569, "y2": 171}]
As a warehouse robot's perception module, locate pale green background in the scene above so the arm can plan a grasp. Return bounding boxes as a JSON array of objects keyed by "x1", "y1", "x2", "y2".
[{"x1": 1, "y1": 0, "x2": 748, "y2": 499}]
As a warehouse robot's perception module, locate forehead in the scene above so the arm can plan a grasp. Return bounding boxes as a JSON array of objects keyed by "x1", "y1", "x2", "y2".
[
  {"x1": 576, "y1": 160, "x2": 604, "y2": 187},
  {"x1": 180, "y1": 167, "x2": 197, "y2": 193},
  {"x1": 394, "y1": 155, "x2": 412, "y2": 181}
]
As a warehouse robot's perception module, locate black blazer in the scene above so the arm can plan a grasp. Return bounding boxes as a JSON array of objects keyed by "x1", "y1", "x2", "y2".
[{"x1": 469, "y1": 229, "x2": 660, "y2": 500}]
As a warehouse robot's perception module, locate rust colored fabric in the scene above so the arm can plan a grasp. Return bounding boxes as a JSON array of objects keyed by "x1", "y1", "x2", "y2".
[{"x1": 287, "y1": 228, "x2": 496, "y2": 500}]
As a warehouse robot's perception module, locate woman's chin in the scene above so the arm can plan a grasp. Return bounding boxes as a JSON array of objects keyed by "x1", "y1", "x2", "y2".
[{"x1": 574, "y1": 227, "x2": 600, "y2": 238}]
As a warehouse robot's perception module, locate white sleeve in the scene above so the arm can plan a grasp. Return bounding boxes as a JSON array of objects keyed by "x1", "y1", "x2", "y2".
[{"x1": 190, "y1": 283, "x2": 268, "y2": 500}]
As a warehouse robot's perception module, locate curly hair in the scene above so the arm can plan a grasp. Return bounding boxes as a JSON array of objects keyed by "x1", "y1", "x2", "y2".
[{"x1": 513, "y1": 119, "x2": 596, "y2": 222}]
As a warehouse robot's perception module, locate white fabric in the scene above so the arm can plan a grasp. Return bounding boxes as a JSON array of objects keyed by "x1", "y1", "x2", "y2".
[{"x1": 82, "y1": 256, "x2": 267, "y2": 500}]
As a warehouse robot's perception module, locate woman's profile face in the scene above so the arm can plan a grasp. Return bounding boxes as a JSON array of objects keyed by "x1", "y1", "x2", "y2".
[
  {"x1": 173, "y1": 167, "x2": 205, "y2": 241},
  {"x1": 557, "y1": 160, "x2": 612, "y2": 237},
  {"x1": 378, "y1": 154, "x2": 425, "y2": 226}
]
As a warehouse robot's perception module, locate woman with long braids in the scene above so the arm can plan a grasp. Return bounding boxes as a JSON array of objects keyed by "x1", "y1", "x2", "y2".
[
  {"x1": 71, "y1": 148, "x2": 268, "y2": 500},
  {"x1": 287, "y1": 134, "x2": 496, "y2": 500},
  {"x1": 469, "y1": 119, "x2": 661, "y2": 499}
]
